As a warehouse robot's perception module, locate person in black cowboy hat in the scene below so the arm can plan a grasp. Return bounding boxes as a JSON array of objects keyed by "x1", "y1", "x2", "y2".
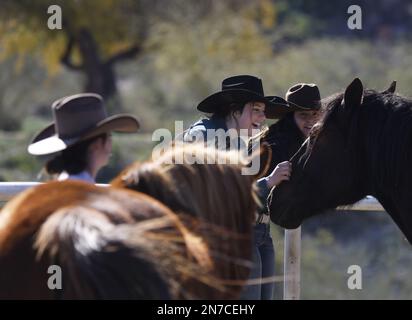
[
  {"x1": 184, "y1": 74, "x2": 292, "y2": 142},
  {"x1": 28, "y1": 93, "x2": 139, "y2": 183},
  {"x1": 263, "y1": 83, "x2": 322, "y2": 173},
  {"x1": 185, "y1": 75, "x2": 292, "y2": 192},
  {"x1": 184, "y1": 75, "x2": 292, "y2": 300}
]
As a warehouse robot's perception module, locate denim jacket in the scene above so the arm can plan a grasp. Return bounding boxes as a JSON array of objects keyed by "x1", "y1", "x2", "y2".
[{"x1": 183, "y1": 117, "x2": 228, "y2": 144}]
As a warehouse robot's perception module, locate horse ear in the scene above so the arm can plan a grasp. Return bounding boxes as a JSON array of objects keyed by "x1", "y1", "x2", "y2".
[
  {"x1": 247, "y1": 142, "x2": 272, "y2": 180},
  {"x1": 382, "y1": 81, "x2": 396, "y2": 94},
  {"x1": 342, "y1": 78, "x2": 364, "y2": 111}
]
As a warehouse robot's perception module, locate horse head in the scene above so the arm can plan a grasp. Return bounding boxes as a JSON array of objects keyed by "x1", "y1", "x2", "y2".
[{"x1": 269, "y1": 78, "x2": 412, "y2": 244}]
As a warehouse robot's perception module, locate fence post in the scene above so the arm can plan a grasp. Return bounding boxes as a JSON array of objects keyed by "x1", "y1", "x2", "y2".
[{"x1": 283, "y1": 226, "x2": 301, "y2": 300}]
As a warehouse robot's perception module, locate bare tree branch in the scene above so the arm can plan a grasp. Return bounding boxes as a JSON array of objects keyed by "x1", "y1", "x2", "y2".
[
  {"x1": 60, "y1": 35, "x2": 83, "y2": 71},
  {"x1": 106, "y1": 45, "x2": 142, "y2": 66}
]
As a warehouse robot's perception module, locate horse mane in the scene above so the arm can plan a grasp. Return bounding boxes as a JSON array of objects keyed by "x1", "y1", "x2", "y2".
[
  {"x1": 111, "y1": 143, "x2": 260, "y2": 295},
  {"x1": 0, "y1": 181, "x2": 96, "y2": 255},
  {"x1": 0, "y1": 181, "x2": 222, "y2": 299},
  {"x1": 312, "y1": 89, "x2": 412, "y2": 195},
  {"x1": 112, "y1": 144, "x2": 258, "y2": 232},
  {"x1": 34, "y1": 204, "x2": 173, "y2": 299},
  {"x1": 1, "y1": 144, "x2": 261, "y2": 299},
  {"x1": 361, "y1": 91, "x2": 412, "y2": 193}
]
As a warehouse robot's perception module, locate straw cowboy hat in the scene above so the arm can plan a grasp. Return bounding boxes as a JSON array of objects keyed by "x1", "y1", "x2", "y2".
[
  {"x1": 28, "y1": 93, "x2": 140, "y2": 156},
  {"x1": 197, "y1": 75, "x2": 291, "y2": 119}
]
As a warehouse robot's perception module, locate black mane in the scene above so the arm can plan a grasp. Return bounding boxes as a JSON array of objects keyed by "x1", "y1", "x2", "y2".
[
  {"x1": 316, "y1": 90, "x2": 412, "y2": 195},
  {"x1": 269, "y1": 79, "x2": 412, "y2": 243}
]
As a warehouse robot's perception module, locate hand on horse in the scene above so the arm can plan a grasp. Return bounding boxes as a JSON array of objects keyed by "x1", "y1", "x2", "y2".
[{"x1": 265, "y1": 161, "x2": 292, "y2": 189}]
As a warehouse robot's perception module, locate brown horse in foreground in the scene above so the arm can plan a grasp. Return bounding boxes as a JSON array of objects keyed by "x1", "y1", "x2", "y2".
[
  {"x1": 0, "y1": 181, "x2": 214, "y2": 299},
  {"x1": 0, "y1": 144, "x2": 270, "y2": 299},
  {"x1": 112, "y1": 143, "x2": 271, "y2": 298}
]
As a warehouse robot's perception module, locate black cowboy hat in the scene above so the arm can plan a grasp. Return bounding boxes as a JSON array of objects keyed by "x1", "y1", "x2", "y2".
[
  {"x1": 285, "y1": 83, "x2": 321, "y2": 111},
  {"x1": 28, "y1": 93, "x2": 140, "y2": 156},
  {"x1": 264, "y1": 96, "x2": 301, "y2": 117},
  {"x1": 197, "y1": 75, "x2": 290, "y2": 119}
]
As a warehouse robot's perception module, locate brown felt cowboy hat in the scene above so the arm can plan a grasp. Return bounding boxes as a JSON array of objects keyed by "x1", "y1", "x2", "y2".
[
  {"x1": 266, "y1": 83, "x2": 321, "y2": 117},
  {"x1": 197, "y1": 75, "x2": 291, "y2": 119},
  {"x1": 28, "y1": 93, "x2": 140, "y2": 156},
  {"x1": 263, "y1": 96, "x2": 300, "y2": 118},
  {"x1": 285, "y1": 83, "x2": 321, "y2": 111}
]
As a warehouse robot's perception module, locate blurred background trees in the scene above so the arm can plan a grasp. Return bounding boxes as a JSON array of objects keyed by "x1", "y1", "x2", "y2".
[
  {"x1": 0, "y1": 0, "x2": 249, "y2": 101},
  {"x1": 1, "y1": 0, "x2": 412, "y2": 299}
]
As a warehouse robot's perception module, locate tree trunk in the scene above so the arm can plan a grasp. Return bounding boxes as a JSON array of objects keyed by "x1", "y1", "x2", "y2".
[
  {"x1": 76, "y1": 29, "x2": 117, "y2": 99},
  {"x1": 61, "y1": 28, "x2": 141, "y2": 106}
]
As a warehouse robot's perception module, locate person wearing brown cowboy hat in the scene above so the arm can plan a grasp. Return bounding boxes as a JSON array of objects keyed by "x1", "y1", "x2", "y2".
[
  {"x1": 241, "y1": 83, "x2": 321, "y2": 300},
  {"x1": 262, "y1": 83, "x2": 322, "y2": 173},
  {"x1": 28, "y1": 93, "x2": 139, "y2": 183}
]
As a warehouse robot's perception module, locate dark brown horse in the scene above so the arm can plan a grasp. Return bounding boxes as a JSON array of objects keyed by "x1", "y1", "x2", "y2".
[
  {"x1": 269, "y1": 78, "x2": 412, "y2": 244},
  {"x1": 111, "y1": 143, "x2": 271, "y2": 298}
]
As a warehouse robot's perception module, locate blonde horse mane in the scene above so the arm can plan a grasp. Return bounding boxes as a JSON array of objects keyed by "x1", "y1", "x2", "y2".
[
  {"x1": 111, "y1": 143, "x2": 270, "y2": 296},
  {"x1": 0, "y1": 181, "x2": 220, "y2": 299}
]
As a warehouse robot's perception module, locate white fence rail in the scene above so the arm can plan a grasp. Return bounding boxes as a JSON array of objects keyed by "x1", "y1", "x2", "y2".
[
  {"x1": 0, "y1": 182, "x2": 109, "y2": 203},
  {"x1": 0, "y1": 183, "x2": 385, "y2": 300},
  {"x1": 0, "y1": 182, "x2": 41, "y2": 202}
]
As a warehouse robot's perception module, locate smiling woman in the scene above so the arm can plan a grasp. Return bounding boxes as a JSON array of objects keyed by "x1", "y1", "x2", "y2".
[
  {"x1": 225, "y1": 101, "x2": 266, "y2": 136},
  {"x1": 184, "y1": 75, "x2": 291, "y2": 146}
]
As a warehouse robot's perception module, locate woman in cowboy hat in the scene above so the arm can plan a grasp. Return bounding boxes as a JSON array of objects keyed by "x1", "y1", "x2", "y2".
[
  {"x1": 263, "y1": 83, "x2": 322, "y2": 173},
  {"x1": 184, "y1": 75, "x2": 292, "y2": 300},
  {"x1": 28, "y1": 93, "x2": 139, "y2": 183},
  {"x1": 184, "y1": 75, "x2": 294, "y2": 142}
]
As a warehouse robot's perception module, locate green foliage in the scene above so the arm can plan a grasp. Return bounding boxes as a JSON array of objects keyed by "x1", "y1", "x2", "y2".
[
  {"x1": 0, "y1": 0, "x2": 141, "y2": 73},
  {"x1": 0, "y1": 56, "x2": 82, "y2": 131},
  {"x1": 0, "y1": 0, "x2": 261, "y2": 76}
]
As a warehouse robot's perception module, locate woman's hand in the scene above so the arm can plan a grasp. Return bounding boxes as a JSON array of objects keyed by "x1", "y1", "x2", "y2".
[{"x1": 265, "y1": 161, "x2": 292, "y2": 189}]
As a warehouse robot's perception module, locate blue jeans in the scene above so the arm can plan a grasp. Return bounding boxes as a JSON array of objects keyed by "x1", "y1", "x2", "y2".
[{"x1": 240, "y1": 223, "x2": 275, "y2": 300}]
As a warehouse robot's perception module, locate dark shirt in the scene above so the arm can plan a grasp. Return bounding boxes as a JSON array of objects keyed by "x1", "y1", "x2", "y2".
[
  {"x1": 184, "y1": 116, "x2": 248, "y2": 150},
  {"x1": 263, "y1": 113, "x2": 305, "y2": 173},
  {"x1": 183, "y1": 117, "x2": 228, "y2": 143},
  {"x1": 257, "y1": 113, "x2": 305, "y2": 213}
]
